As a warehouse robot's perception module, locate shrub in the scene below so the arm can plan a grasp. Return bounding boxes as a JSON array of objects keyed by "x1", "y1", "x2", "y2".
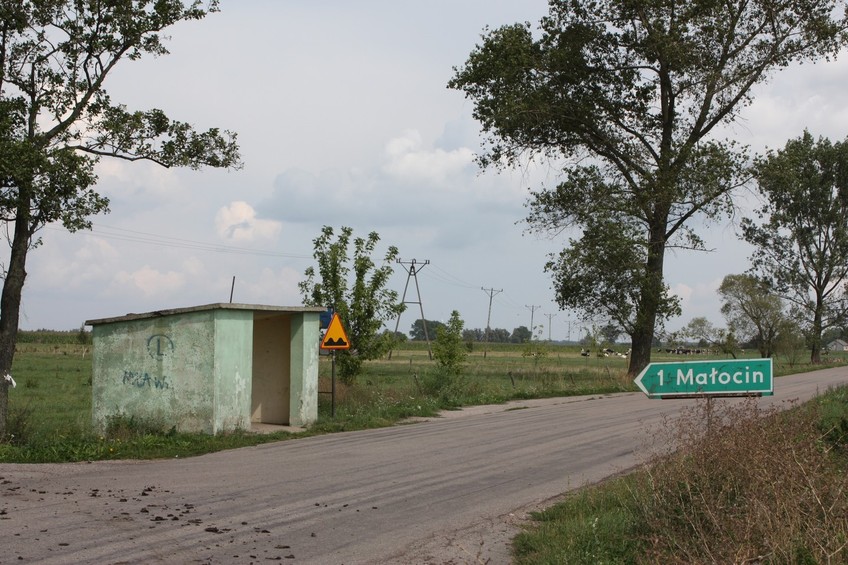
[
  {"x1": 432, "y1": 310, "x2": 467, "y2": 376},
  {"x1": 634, "y1": 397, "x2": 848, "y2": 563},
  {"x1": 420, "y1": 310, "x2": 475, "y2": 404},
  {"x1": 0, "y1": 403, "x2": 34, "y2": 446}
]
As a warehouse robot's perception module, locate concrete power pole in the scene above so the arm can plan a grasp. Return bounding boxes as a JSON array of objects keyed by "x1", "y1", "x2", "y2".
[
  {"x1": 525, "y1": 305, "x2": 540, "y2": 341},
  {"x1": 544, "y1": 312, "x2": 557, "y2": 342},
  {"x1": 481, "y1": 287, "x2": 502, "y2": 358}
]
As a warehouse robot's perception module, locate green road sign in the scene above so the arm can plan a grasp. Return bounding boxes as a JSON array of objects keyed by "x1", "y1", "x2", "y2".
[{"x1": 634, "y1": 358, "x2": 773, "y2": 398}]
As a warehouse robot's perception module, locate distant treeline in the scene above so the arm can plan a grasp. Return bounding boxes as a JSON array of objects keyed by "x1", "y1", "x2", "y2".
[
  {"x1": 406, "y1": 319, "x2": 533, "y2": 344},
  {"x1": 17, "y1": 328, "x2": 91, "y2": 345}
]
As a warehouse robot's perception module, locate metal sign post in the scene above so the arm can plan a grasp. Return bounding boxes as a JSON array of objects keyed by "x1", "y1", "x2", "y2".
[
  {"x1": 331, "y1": 351, "x2": 336, "y2": 418},
  {"x1": 320, "y1": 312, "x2": 351, "y2": 418}
]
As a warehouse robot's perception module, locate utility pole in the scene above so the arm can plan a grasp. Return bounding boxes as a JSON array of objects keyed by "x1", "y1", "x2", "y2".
[
  {"x1": 544, "y1": 312, "x2": 557, "y2": 342},
  {"x1": 481, "y1": 287, "x2": 502, "y2": 358},
  {"x1": 390, "y1": 259, "x2": 432, "y2": 360},
  {"x1": 525, "y1": 305, "x2": 540, "y2": 340}
]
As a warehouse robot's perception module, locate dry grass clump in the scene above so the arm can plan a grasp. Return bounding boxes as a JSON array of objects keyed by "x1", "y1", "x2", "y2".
[{"x1": 634, "y1": 398, "x2": 848, "y2": 564}]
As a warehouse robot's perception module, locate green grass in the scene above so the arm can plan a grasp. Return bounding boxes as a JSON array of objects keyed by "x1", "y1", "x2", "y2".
[
  {"x1": 513, "y1": 386, "x2": 848, "y2": 564},
  {"x1": 2, "y1": 340, "x2": 846, "y2": 463},
  {"x1": 513, "y1": 475, "x2": 646, "y2": 565},
  {"x1": 8, "y1": 344, "x2": 94, "y2": 437}
]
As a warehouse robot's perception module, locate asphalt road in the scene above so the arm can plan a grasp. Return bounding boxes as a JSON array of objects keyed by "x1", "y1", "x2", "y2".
[{"x1": 2, "y1": 366, "x2": 848, "y2": 565}]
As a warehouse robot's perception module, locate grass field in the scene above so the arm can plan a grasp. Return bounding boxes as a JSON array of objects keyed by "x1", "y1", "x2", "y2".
[
  {"x1": 5, "y1": 336, "x2": 848, "y2": 562},
  {"x1": 3, "y1": 338, "x2": 845, "y2": 461}
]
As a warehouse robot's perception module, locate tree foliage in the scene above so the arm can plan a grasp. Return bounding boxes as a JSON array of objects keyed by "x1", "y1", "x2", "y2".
[
  {"x1": 510, "y1": 325, "x2": 532, "y2": 343},
  {"x1": 742, "y1": 132, "x2": 848, "y2": 363},
  {"x1": 0, "y1": 0, "x2": 241, "y2": 438},
  {"x1": 463, "y1": 327, "x2": 511, "y2": 343},
  {"x1": 717, "y1": 275, "x2": 785, "y2": 358},
  {"x1": 462, "y1": 328, "x2": 484, "y2": 342},
  {"x1": 299, "y1": 226, "x2": 403, "y2": 384},
  {"x1": 432, "y1": 310, "x2": 466, "y2": 377},
  {"x1": 682, "y1": 316, "x2": 739, "y2": 358},
  {"x1": 409, "y1": 318, "x2": 445, "y2": 342},
  {"x1": 599, "y1": 322, "x2": 621, "y2": 345},
  {"x1": 449, "y1": 0, "x2": 848, "y2": 376}
]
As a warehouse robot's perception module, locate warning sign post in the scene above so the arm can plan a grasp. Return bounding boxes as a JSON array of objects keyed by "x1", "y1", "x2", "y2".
[
  {"x1": 321, "y1": 313, "x2": 351, "y2": 350},
  {"x1": 320, "y1": 312, "x2": 350, "y2": 418}
]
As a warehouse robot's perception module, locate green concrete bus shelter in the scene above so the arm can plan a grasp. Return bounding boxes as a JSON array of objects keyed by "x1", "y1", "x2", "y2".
[{"x1": 86, "y1": 303, "x2": 325, "y2": 434}]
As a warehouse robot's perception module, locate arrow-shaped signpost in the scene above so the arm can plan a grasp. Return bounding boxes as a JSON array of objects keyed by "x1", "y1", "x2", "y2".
[{"x1": 634, "y1": 358, "x2": 773, "y2": 399}]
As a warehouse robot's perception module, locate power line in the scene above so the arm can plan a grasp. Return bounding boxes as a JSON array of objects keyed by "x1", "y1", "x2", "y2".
[
  {"x1": 498, "y1": 291, "x2": 525, "y2": 310},
  {"x1": 422, "y1": 264, "x2": 478, "y2": 289}
]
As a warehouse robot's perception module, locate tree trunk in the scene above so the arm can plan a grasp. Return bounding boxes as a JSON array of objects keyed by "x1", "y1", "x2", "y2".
[
  {"x1": 0, "y1": 209, "x2": 31, "y2": 437},
  {"x1": 627, "y1": 221, "x2": 667, "y2": 378},
  {"x1": 628, "y1": 323, "x2": 654, "y2": 378},
  {"x1": 810, "y1": 302, "x2": 824, "y2": 364}
]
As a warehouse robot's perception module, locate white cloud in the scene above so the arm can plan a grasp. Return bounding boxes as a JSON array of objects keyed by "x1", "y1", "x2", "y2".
[
  {"x1": 112, "y1": 265, "x2": 186, "y2": 297},
  {"x1": 237, "y1": 267, "x2": 303, "y2": 306},
  {"x1": 215, "y1": 201, "x2": 281, "y2": 242},
  {"x1": 669, "y1": 276, "x2": 728, "y2": 331},
  {"x1": 94, "y1": 159, "x2": 184, "y2": 203},
  {"x1": 382, "y1": 129, "x2": 476, "y2": 183},
  {"x1": 31, "y1": 233, "x2": 120, "y2": 290}
]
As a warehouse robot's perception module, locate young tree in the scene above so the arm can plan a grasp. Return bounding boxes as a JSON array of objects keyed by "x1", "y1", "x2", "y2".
[
  {"x1": 718, "y1": 274, "x2": 785, "y2": 358},
  {"x1": 432, "y1": 310, "x2": 467, "y2": 377},
  {"x1": 741, "y1": 132, "x2": 848, "y2": 363},
  {"x1": 775, "y1": 318, "x2": 807, "y2": 367},
  {"x1": 600, "y1": 322, "x2": 621, "y2": 345},
  {"x1": 298, "y1": 226, "x2": 404, "y2": 384},
  {"x1": 682, "y1": 316, "x2": 738, "y2": 358},
  {"x1": 449, "y1": 0, "x2": 847, "y2": 376},
  {"x1": 0, "y1": 1, "x2": 241, "y2": 437}
]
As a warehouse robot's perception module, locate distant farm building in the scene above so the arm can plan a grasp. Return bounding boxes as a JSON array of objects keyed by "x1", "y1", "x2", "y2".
[{"x1": 828, "y1": 339, "x2": 848, "y2": 353}]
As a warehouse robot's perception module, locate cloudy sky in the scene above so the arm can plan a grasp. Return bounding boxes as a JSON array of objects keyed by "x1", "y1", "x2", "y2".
[{"x1": 11, "y1": 1, "x2": 848, "y2": 341}]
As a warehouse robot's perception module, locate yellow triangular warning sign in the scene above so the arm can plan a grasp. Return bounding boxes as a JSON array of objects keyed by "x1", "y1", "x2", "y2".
[{"x1": 321, "y1": 313, "x2": 351, "y2": 350}]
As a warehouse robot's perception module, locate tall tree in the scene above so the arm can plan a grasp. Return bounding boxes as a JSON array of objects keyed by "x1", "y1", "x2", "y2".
[
  {"x1": 461, "y1": 328, "x2": 484, "y2": 342},
  {"x1": 409, "y1": 318, "x2": 445, "y2": 341},
  {"x1": 449, "y1": 0, "x2": 847, "y2": 377},
  {"x1": 299, "y1": 226, "x2": 404, "y2": 384},
  {"x1": 682, "y1": 316, "x2": 739, "y2": 358},
  {"x1": 0, "y1": 1, "x2": 241, "y2": 437},
  {"x1": 718, "y1": 274, "x2": 785, "y2": 358},
  {"x1": 510, "y1": 325, "x2": 531, "y2": 343},
  {"x1": 741, "y1": 132, "x2": 848, "y2": 363}
]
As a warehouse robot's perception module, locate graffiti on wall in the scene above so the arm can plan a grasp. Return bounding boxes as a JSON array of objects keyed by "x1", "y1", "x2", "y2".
[
  {"x1": 122, "y1": 370, "x2": 170, "y2": 390},
  {"x1": 118, "y1": 334, "x2": 176, "y2": 389},
  {"x1": 147, "y1": 334, "x2": 175, "y2": 360}
]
